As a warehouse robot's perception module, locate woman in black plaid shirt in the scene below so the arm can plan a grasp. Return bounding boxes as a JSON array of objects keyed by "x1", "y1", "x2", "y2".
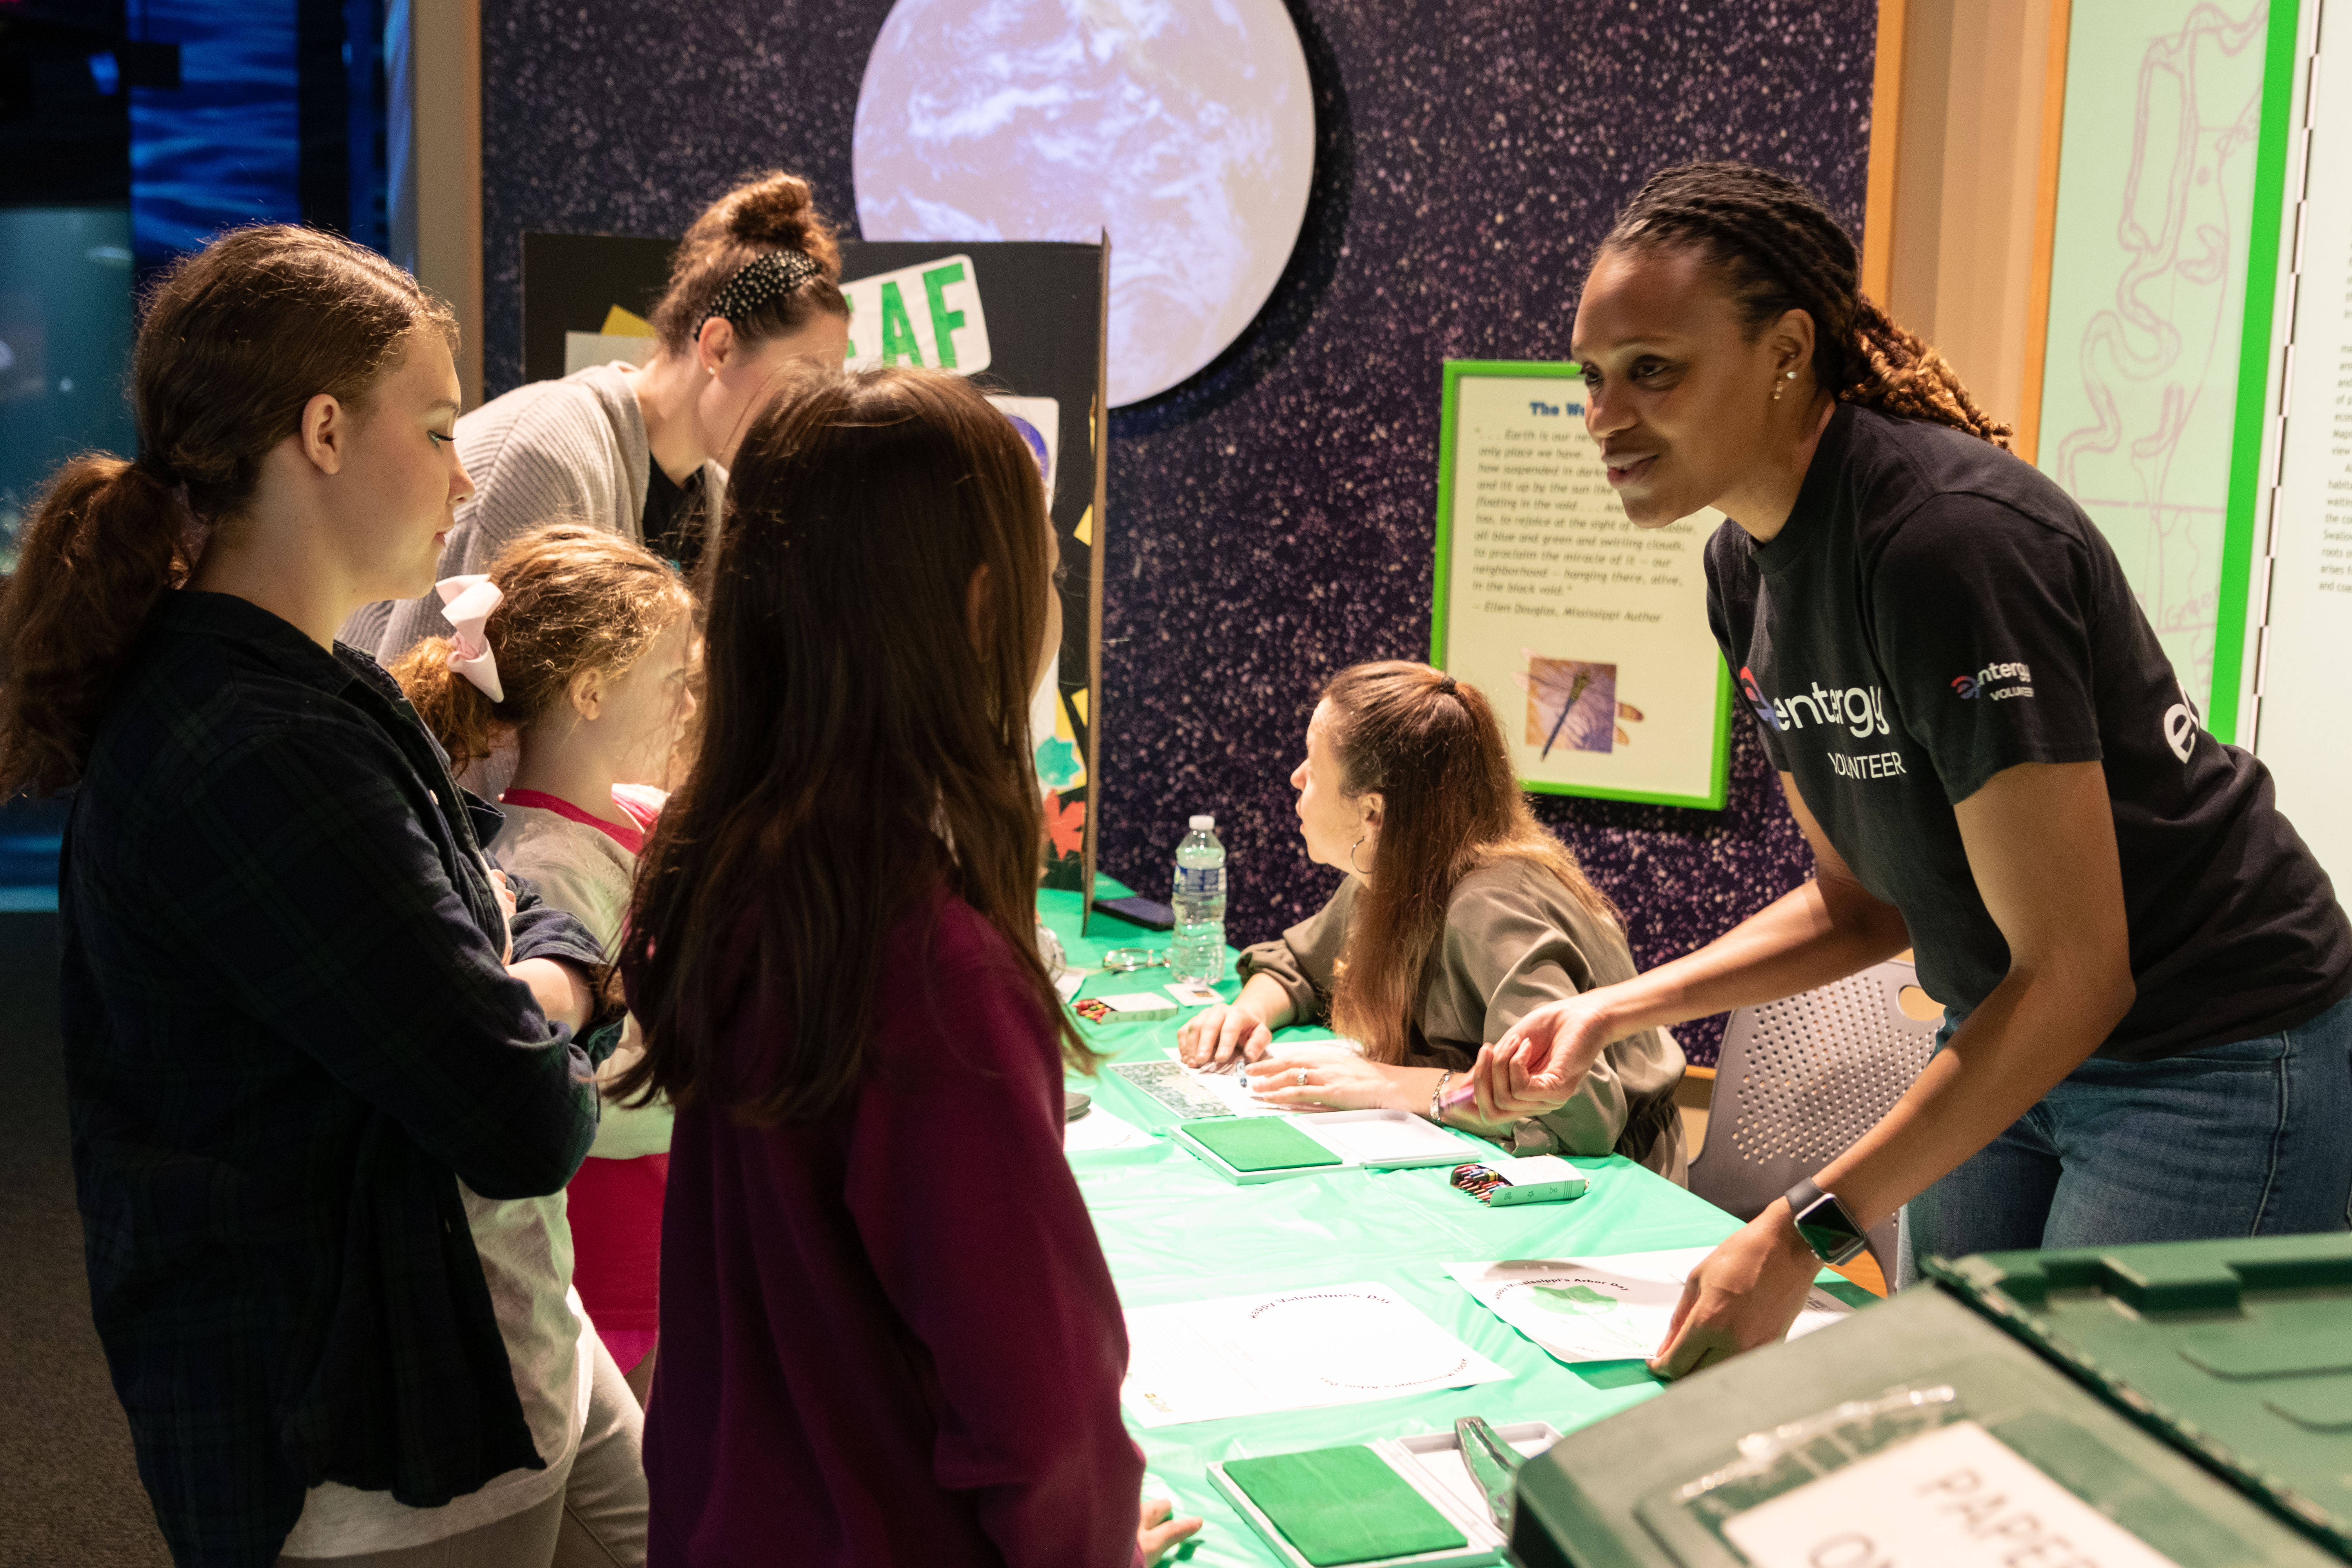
[{"x1": 0, "y1": 229, "x2": 640, "y2": 1565}]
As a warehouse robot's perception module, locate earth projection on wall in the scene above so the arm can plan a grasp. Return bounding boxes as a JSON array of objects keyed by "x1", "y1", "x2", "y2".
[{"x1": 852, "y1": 0, "x2": 1316, "y2": 407}]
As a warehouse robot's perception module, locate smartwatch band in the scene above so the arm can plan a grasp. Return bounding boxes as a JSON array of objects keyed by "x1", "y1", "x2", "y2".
[{"x1": 1784, "y1": 1177, "x2": 1870, "y2": 1267}]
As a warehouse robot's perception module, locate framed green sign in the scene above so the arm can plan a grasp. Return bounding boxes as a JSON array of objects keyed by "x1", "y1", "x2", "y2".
[{"x1": 1431, "y1": 359, "x2": 1731, "y2": 811}]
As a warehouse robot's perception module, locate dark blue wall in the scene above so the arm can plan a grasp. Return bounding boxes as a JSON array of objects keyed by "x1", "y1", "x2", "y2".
[{"x1": 479, "y1": 0, "x2": 1878, "y2": 1062}]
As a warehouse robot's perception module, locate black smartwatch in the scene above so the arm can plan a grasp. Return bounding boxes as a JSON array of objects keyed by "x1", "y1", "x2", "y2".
[{"x1": 1783, "y1": 1178, "x2": 1869, "y2": 1267}]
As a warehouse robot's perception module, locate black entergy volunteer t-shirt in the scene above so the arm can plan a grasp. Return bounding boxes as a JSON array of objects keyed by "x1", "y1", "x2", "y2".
[{"x1": 1706, "y1": 403, "x2": 2351, "y2": 1062}]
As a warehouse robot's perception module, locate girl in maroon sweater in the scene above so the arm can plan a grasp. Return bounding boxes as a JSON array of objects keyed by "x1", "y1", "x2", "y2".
[{"x1": 615, "y1": 365, "x2": 1198, "y2": 1568}]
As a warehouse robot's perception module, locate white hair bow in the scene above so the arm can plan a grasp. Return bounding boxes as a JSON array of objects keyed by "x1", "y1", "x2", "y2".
[{"x1": 436, "y1": 575, "x2": 505, "y2": 703}]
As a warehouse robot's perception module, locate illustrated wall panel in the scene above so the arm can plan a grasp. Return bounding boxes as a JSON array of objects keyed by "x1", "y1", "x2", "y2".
[
  {"x1": 2034, "y1": 0, "x2": 2278, "y2": 731},
  {"x1": 479, "y1": 0, "x2": 1877, "y2": 1062}
]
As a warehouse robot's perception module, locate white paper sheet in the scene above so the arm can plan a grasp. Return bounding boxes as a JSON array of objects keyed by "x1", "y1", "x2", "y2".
[
  {"x1": 1121, "y1": 1281, "x2": 1511, "y2": 1427},
  {"x1": 1161, "y1": 1058, "x2": 1288, "y2": 1117},
  {"x1": 1446, "y1": 1249, "x2": 1851, "y2": 1365},
  {"x1": 1405, "y1": 1433, "x2": 1559, "y2": 1523},
  {"x1": 1172, "y1": 1042, "x2": 1363, "y2": 1118},
  {"x1": 1299, "y1": 1111, "x2": 1470, "y2": 1165},
  {"x1": 1063, "y1": 1105, "x2": 1155, "y2": 1153},
  {"x1": 1722, "y1": 1420, "x2": 2179, "y2": 1568}
]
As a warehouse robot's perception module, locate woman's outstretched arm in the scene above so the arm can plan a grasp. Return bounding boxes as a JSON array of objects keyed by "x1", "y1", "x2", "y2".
[
  {"x1": 1463, "y1": 773, "x2": 1911, "y2": 1123},
  {"x1": 1649, "y1": 759, "x2": 2132, "y2": 1375}
]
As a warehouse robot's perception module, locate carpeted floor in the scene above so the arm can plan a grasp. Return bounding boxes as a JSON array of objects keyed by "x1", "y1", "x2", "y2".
[{"x1": 0, "y1": 911, "x2": 171, "y2": 1566}]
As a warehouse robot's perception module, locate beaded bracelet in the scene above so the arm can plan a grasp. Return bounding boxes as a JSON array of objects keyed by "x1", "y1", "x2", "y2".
[{"x1": 1428, "y1": 1069, "x2": 1453, "y2": 1125}]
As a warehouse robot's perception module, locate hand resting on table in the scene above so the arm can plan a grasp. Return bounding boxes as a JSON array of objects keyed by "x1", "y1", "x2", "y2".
[
  {"x1": 1241, "y1": 1043, "x2": 1526, "y2": 1140},
  {"x1": 1241, "y1": 1047, "x2": 1397, "y2": 1112},
  {"x1": 1175, "y1": 1001, "x2": 1275, "y2": 1070}
]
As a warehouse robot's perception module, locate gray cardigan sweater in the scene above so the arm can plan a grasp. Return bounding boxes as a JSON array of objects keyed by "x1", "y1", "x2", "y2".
[
  {"x1": 1240, "y1": 857, "x2": 1688, "y2": 1179},
  {"x1": 344, "y1": 363, "x2": 652, "y2": 662}
]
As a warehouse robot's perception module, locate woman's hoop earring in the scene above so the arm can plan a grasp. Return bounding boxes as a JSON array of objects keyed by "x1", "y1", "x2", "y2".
[{"x1": 1349, "y1": 837, "x2": 1369, "y2": 877}]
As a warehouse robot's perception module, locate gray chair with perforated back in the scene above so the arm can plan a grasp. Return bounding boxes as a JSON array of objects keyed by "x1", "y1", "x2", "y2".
[{"x1": 1685, "y1": 959, "x2": 1942, "y2": 1284}]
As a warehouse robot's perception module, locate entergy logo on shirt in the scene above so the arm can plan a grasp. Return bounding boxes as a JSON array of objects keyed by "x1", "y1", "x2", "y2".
[
  {"x1": 2163, "y1": 679, "x2": 2201, "y2": 762},
  {"x1": 1742, "y1": 666, "x2": 1891, "y2": 739},
  {"x1": 1951, "y1": 660, "x2": 2033, "y2": 701}
]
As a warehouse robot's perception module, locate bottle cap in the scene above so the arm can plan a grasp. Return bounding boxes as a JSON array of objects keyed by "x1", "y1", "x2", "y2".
[{"x1": 1189, "y1": 814, "x2": 1215, "y2": 829}]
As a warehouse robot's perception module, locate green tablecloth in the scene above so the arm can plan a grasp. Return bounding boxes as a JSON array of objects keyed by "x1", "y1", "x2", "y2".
[{"x1": 1041, "y1": 887, "x2": 1854, "y2": 1565}]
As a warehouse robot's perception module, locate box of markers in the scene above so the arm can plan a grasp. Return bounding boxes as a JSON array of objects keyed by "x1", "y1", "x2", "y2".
[{"x1": 1450, "y1": 1154, "x2": 1588, "y2": 1207}]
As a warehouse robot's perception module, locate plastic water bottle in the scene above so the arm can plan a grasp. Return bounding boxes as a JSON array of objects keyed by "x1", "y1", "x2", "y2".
[{"x1": 1170, "y1": 815, "x2": 1228, "y2": 985}]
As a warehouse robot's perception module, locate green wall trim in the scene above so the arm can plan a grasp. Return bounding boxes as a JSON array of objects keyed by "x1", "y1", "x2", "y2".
[{"x1": 2210, "y1": 0, "x2": 2305, "y2": 743}]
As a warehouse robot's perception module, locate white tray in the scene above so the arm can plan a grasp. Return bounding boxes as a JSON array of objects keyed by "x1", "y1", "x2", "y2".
[
  {"x1": 1173, "y1": 1109, "x2": 1489, "y2": 1185},
  {"x1": 1207, "y1": 1421, "x2": 1563, "y2": 1568}
]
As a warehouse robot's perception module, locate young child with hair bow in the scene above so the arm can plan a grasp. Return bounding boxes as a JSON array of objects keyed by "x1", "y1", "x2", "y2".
[{"x1": 393, "y1": 521, "x2": 699, "y2": 1412}]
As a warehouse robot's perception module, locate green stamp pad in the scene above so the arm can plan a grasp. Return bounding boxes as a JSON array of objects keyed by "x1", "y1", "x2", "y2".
[
  {"x1": 1185, "y1": 1116, "x2": 1341, "y2": 1172},
  {"x1": 1221, "y1": 1445, "x2": 1467, "y2": 1565}
]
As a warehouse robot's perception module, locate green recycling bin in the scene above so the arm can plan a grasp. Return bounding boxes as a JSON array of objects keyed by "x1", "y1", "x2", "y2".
[{"x1": 1510, "y1": 1232, "x2": 2352, "y2": 1567}]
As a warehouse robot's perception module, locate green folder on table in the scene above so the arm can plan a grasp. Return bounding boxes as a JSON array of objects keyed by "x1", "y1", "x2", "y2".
[
  {"x1": 1222, "y1": 1446, "x2": 1467, "y2": 1565},
  {"x1": 1183, "y1": 1117, "x2": 1340, "y2": 1173}
]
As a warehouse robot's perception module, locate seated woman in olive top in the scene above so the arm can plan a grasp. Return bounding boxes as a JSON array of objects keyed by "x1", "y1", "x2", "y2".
[{"x1": 1177, "y1": 661, "x2": 1687, "y2": 1178}]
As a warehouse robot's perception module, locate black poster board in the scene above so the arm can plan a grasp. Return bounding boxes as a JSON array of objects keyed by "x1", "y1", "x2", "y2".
[
  {"x1": 520, "y1": 234, "x2": 1109, "y2": 906},
  {"x1": 520, "y1": 232, "x2": 676, "y2": 381}
]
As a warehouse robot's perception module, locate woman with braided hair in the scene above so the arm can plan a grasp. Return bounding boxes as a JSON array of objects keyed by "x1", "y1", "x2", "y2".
[{"x1": 1473, "y1": 161, "x2": 2352, "y2": 1374}]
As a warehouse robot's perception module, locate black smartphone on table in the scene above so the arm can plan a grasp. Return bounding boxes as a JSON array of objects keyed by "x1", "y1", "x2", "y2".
[{"x1": 1093, "y1": 894, "x2": 1174, "y2": 931}]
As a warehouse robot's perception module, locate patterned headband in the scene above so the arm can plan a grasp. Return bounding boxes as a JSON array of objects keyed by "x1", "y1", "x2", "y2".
[{"x1": 699, "y1": 249, "x2": 823, "y2": 335}]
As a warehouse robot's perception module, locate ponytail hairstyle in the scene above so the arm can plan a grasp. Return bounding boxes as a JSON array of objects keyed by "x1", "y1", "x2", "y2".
[
  {"x1": 1599, "y1": 161, "x2": 2012, "y2": 448},
  {"x1": 0, "y1": 225, "x2": 456, "y2": 797},
  {"x1": 387, "y1": 523, "x2": 694, "y2": 775},
  {"x1": 615, "y1": 363, "x2": 1088, "y2": 1123},
  {"x1": 1321, "y1": 662, "x2": 1620, "y2": 1066},
  {"x1": 648, "y1": 171, "x2": 847, "y2": 356}
]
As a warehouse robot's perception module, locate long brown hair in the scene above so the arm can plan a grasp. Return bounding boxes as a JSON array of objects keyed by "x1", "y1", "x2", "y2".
[
  {"x1": 388, "y1": 523, "x2": 692, "y2": 775},
  {"x1": 648, "y1": 171, "x2": 847, "y2": 356},
  {"x1": 1323, "y1": 662, "x2": 1619, "y2": 1065},
  {"x1": 0, "y1": 225, "x2": 457, "y2": 797},
  {"x1": 615, "y1": 365, "x2": 1085, "y2": 1122},
  {"x1": 1600, "y1": 161, "x2": 2012, "y2": 447}
]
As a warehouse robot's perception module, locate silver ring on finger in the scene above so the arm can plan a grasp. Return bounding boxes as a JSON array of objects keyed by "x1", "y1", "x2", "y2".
[{"x1": 1296, "y1": 1069, "x2": 1308, "y2": 1087}]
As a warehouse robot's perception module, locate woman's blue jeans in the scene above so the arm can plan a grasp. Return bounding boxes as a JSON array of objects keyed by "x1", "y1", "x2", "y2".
[{"x1": 1896, "y1": 992, "x2": 2352, "y2": 1287}]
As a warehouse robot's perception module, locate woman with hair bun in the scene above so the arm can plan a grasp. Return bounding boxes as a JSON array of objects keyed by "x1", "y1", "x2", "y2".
[
  {"x1": 1480, "y1": 161, "x2": 2352, "y2": 1376},
  {"x1": 0, "y1": 226, "x2": 642, "y2": 1564},
  {"x1": 1177, "y1": 661, "x2": 1687, "y2": 1177},
  {"x1": 356, "y1": 170, "x2": 850, "y2": 668}
]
